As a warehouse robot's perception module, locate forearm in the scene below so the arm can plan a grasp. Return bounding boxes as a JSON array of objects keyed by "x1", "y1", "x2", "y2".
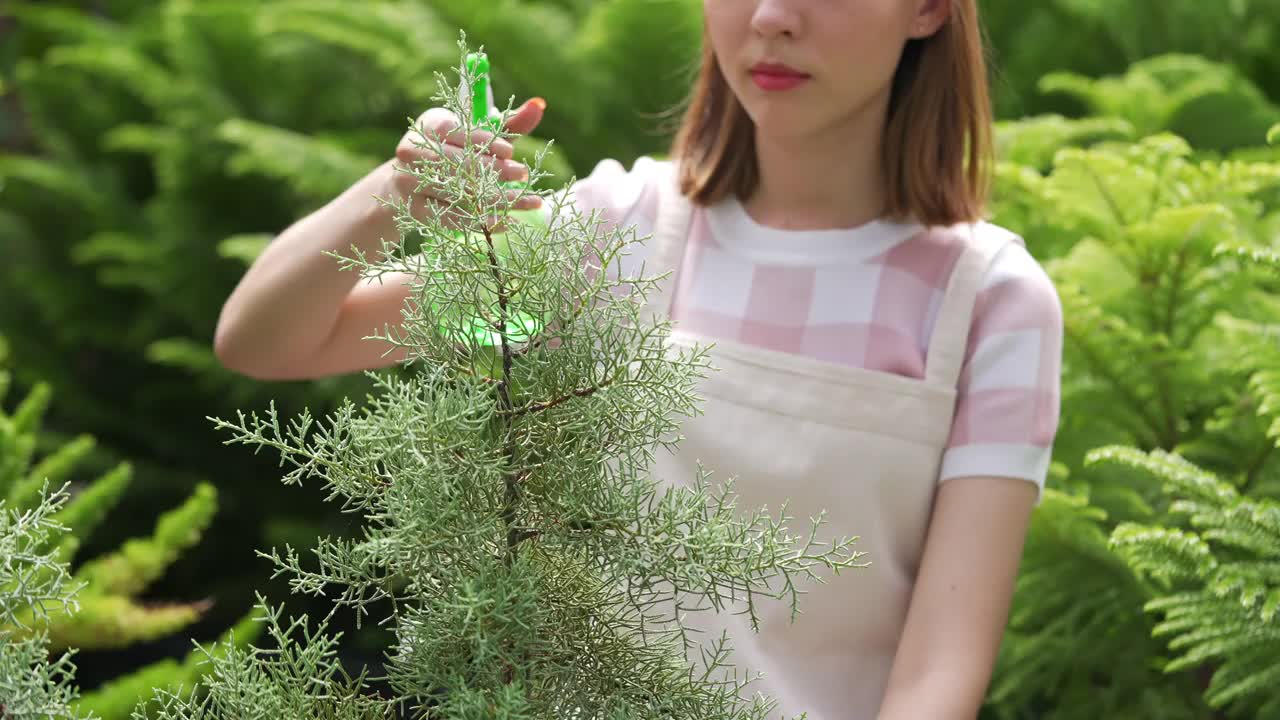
[
  {"x1": 876, "y1": 668, "x2": 987, "y2": 720},
  {"x1": 875, "y1": 478, "x2": 1037, "y2": 720},
  {"x1": 214, "y1": 159, "x2": 400, "y2": 375},
  {"x1": 876, "y1": 618, "x2": 997, "y2": 720}
]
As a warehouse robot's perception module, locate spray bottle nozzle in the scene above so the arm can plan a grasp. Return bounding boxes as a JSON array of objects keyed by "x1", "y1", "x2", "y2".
[
  {"x1": 465, "y1": 52, "x2": 505, "y2": 132},
  {"x1": 444, "y1": 50, "x2": 545, "y2": 350}
]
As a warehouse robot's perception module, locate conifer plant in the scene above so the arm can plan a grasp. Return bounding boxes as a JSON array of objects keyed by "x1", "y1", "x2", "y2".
[
  {"x1": 155, "y1": 37, "x2": 863, "y2": 719},
  {"x1": 1, "y1": 483, "x2": 85, "y2": 720}
]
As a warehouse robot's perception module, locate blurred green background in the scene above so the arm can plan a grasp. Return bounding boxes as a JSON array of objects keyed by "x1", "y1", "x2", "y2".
[{"x1": 3, "y1": 1, "x2": 1280, "y2": 718}]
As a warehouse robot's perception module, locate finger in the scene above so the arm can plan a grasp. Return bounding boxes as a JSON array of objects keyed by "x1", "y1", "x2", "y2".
[
  {"x1": 412, "y1": 107, "x2": 515, "y2": 159},
  {"x1": 399, "y1": 176, "x2": 541, "y2": 214},
  {"x1": 397, "y1": 141, "x2": 506, "y2": 176},
  {"x1": 503, "y1": 97, "x2": 546, "y2": 136},
  {"x1": 511, "y1": 194, "x2": 543, "y2": 211},
  {"x1": 443, "y1": 127, "x2": 514, "y2": 160},
  {"x1": 399, "y1": 147, "x2": 530, "y2": 192},
  {"x1": 394, "y1": 153, "x2": 524, "y2": 193},
  {"x1": 413, "y1": 107, "x2": 460, "y2": 145},
  {"x1": 412, "y1": 199, "x2": 539, "y2": 234},
  {"x1": 497, "y1": 159, "x2": 529, "y2": 183},
  {"x1": 413, "y1": 199, "x2": 517, "y2": 232},
  {"x1": 403, "y1": 130, "x2": 513, "y2": 165}
]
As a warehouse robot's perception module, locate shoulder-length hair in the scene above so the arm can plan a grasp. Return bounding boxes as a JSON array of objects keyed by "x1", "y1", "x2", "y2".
[{"x1": 668, "y1": 1, "x2": 994, "y2": 227}]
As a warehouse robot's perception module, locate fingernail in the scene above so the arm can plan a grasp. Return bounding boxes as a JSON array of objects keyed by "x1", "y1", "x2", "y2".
[{"x1": 528, "y1": 97, "x2": 546, "y2": 111}]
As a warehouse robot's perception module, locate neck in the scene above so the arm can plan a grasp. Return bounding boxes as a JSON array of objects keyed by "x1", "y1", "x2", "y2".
[{"x1": 743, "y1": 92, "x2": 891, "y2": 231}]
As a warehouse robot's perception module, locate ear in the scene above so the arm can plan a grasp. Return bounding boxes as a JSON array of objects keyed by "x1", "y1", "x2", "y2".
[{"x1": 908, "y1": 0, "x2": 951, "y2": 39}]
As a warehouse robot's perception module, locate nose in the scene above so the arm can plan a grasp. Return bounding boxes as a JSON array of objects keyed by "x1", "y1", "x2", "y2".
[{"x1": 751, "y1": 0, "x2": 802, "y2": 39}]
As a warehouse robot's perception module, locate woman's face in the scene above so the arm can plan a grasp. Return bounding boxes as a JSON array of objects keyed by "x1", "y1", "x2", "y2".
[{"x1": 703, "y1": 0, "x2": 948, "y2": 140}]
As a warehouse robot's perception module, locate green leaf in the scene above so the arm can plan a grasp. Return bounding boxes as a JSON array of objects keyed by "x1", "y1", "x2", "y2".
[
  {"x1": 51, "y1": 463, "x2": 132, "y2": 550},
  {"x1": 102, "y1": 124, "x2": 178, "y2": 156},
  {"x1": 995, "y1": 114, "x2": 1136, "y2": 171},
  {"x1": 1048, "y1": 236, "x2": 1136, "y2": 304},
  {"x1": 74, "y1": 607, "x2": 267, "y2": 720},
  {"x1": 72, "y1": 483, "x2": 218, "y2": 598},
  {"x1": 8, "y1": 2, "x2": 127, "y2": 46},
  {"x1": 45, "y1": 593, "x2": 208, "y2": 651},
  {"x1": 216, "y1": 233, "x2": 273, "y2": 266},
  {"x1": 10, "y1": 434, "x2": 97, "y2": 513},
  {"x1": 1111, "y1": 522, "x2": 1216, "y2": 585},
  {"x1": 146, "y1": 338, "x2": 226, "y2": 376},
  {"x1": 1039, "y1": 54, "x2": 1280, "y2": 152},
  {"x1": 43, "y1": 44, "x2": 177, "y2": 110},
  {"x1": 216, "y1": 118, "x2": 381, "y2": 201}
]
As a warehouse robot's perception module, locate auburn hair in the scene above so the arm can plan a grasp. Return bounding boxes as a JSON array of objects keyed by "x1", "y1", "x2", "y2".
[{"x1": 668, "y1": 1, "x2": 994, "y2": 227}]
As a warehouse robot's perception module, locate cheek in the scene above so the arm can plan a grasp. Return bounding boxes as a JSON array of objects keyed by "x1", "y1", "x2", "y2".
[
  {"x1": 821, "y1": 14, "x2": 910, "y2": 91},
  {"x1": 702, "y1": 2, "x2": 746, "y2": 57}
]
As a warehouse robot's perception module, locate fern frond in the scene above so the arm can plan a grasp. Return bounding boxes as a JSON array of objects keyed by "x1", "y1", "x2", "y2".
[
  {"x1": 1096, "y1": 447, "x2": 1280, "y2": 715},
  {"x1": 217, "y1": 118, "x2": 380, "y2": 201},
  {"x1": 1110, "y1": 523, "x2": 1216, "y2": 586},
  {"x1": 995, "y1": 114, "x2": 1136, "y2": 171},
  {"x1": 44, "y1": 45, "x2": 177, "y2": 110},
  {"x1": 1086, "y1": 446, "x2": 1238, "y2": 505},
  {"x1": 1039, "y1": 54, "x2": 1280, "y2": 152}
]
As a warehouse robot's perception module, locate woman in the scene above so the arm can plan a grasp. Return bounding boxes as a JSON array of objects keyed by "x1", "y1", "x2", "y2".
[{"x1": 214, "y1": 2, "x2": 1062, "y2": 717}]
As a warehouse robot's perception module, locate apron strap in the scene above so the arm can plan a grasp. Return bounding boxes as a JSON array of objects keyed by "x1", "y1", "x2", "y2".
[
  {"x1": 640, "y1": 163, "x2": 696, "y2": 326},
  {"x1": 923, "y1": 224, "x2": 1018, "y2": 388}
]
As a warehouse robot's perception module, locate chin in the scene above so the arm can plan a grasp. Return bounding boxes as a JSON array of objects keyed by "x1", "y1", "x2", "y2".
[{"x1": 743, "y1": 106, "x2": 825, "y2": 143}]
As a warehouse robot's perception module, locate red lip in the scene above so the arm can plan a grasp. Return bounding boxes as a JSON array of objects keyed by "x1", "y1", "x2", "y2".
[
  {"x1": 750, "y1": 62, "x2": 810, "y2": 91},
  {"x1": 749, "y1": 61, "x2": 808, "y2": 77}
]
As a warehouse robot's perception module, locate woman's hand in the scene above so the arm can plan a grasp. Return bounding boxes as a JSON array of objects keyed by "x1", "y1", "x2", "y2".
[
  {"x1": 386, "y1": 98, "x2": 547, "y2": 229},
  {"x1": 214, "y1": 97, "x2": 550, "y2": 380}
]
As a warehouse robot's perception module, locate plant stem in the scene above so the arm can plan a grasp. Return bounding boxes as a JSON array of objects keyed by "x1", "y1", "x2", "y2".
[
  {"x1": 503, "y1": 378, "x2": 615, "y2": 418},
  {"x1": 1241, "y1": 442, "x2": 1274, "y2": 494},
  {"x1": 481, "y1": 223, "x2": 528, "y2": 691},
  {"x1": 482, "y1": 225, "x2": 521, "y2": 570}
]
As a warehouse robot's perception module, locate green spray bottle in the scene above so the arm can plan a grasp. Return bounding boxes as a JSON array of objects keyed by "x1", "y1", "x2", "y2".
[{"x1": 438, "y1": 52, "x2": 547, "y2": 352}]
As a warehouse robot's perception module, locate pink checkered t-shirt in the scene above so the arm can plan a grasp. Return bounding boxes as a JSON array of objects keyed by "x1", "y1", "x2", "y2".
[{"x1": 549, "y1": 156, "x2": 1062, "y2": 491}]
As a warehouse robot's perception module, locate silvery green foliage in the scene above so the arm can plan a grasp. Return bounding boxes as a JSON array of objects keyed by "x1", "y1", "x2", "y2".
[
  {"x1": 164, "y1": 36, "x2": 862, "y2": 719},
  {"x1": 0, "y1": 485, "x2": 91, "y2": 720},
  {"x1": 136, "y1": 599, "x2": 386, "y2": 720}
]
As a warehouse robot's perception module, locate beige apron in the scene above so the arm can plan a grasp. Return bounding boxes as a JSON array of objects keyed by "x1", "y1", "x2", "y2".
[{"x1": 640, "y1": 171, "x2": 1013, "y2": 719}]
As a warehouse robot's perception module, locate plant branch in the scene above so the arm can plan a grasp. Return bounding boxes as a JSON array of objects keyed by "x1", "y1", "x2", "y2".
[
  {"x1": 503, "y1": 378, "x2": 616, "y2": 418},
  {"x1": 481, "y1": 224, "x2": 523, "y2": 572}
]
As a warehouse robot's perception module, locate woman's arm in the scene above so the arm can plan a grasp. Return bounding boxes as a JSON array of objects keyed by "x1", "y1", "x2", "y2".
[
  {"x1": 213, "y1": 102, "x2": 543, "y2": 381},
  {"x1": 876, "y1": 475, "x2": 1038, "y2": 720},
  {"x1": 213, "y1": 159, "x2": 410, "y2": 380}
]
